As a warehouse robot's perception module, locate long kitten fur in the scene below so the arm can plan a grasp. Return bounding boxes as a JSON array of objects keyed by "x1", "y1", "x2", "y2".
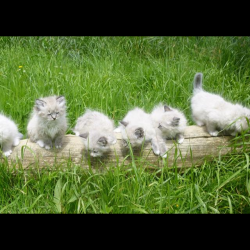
[
  {"x1": 0, "y1": 113, "x2": 23, "y2": 157},
  {"x1": 191, "y1": 73, "x2": 250, "y2": 136},
  {"x1": 27, "y1": 95, "x2": 67, "y2": 149},
  {"x1": 150, "y1": 103, "x2": 187, "y2": 157},
  {"x1": 115, "y1": 107, "x2": 160, "y2": 156},
  {"x1": 73, "y1": 109, "x2": 117, "y2": 157}
]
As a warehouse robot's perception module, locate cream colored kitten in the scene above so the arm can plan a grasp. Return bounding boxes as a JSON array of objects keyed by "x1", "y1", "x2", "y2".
[
  {"x1": 73, "y1": 109, "x2": 117, "y2": 157},
  {"x1": 115, "y1": 107, "x2": 160, "y2": 156},
  {"x1": 151, "y1": 103, "x2": 187, "y2": 157},
  {"x1": 191, "y1": 73, "x2": 250, "y2": 136},
  {"x1": 27, "y1": 95, "x2": 67, "y2": 149},
  {"x1": 0, "y1": 113, "x2": 23, "y2": 157}
]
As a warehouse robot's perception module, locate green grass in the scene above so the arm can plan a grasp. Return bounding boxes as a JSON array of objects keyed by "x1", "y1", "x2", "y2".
[{"x1": 0, "y1": 36, "x2": 250, "y2": 213}]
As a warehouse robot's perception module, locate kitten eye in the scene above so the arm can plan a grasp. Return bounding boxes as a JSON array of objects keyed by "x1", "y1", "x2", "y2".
[
  {"x1": 93, "y1": 150, "x2": 98, "y2": 153},
  {"x1": 56, "y1": 112, "x2": 59, "y2": 114}
]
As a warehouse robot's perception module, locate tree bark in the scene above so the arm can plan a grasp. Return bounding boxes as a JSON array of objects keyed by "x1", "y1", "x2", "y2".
[{"x1": 4, "y1": 125, "x2": 238, "y2": 170}]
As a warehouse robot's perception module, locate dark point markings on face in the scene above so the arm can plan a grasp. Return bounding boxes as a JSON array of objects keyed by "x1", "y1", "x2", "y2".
[
  {"x1": 164, "y1": 105, "x2": 172, "y2": 112},
  {"x1": 171, "y1": 117, "x2": 180, "y2": 127},
  {"x1": 98, "y1": 136, "x2": 108, "y2": 146},
  {"x1": 120, "y1": 120, "x2": 128, "y2": 127},
  {"x1": 79, "y1": 132, "x2": 89, "y2": 139},
  {"x1": 135, "y1": 127, "x2": 144, "y2": 138}
]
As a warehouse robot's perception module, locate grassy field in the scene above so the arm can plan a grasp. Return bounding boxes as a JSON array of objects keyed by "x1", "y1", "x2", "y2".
[{"x1": 0, "y1": 36, "x2": 250, "y2": 213}]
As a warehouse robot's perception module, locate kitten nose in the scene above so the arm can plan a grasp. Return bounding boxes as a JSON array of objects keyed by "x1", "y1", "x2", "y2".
[{"x1": 52, "y1": 117, "x2": 56, "y2": 120}]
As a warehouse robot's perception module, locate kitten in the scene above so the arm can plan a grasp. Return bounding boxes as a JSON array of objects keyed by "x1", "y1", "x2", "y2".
[
  {"x1": 73, "y1": 109, "x2": 117, "y2": 157},
  {"x1": 115, "y1": 107, "x2": 160, "y2": 156},
  {"x1": 0, "y1": 113, "x2": 23, "y2": 157},
  {"x1": 27, "y1": 95, "x2": 67, "y2": 149},
  {"x1": 150, "y1": 103, "x2": 187, "y2": 157},
  {"x1": 191, "y1": 72, "x2": 250, "y2": 136}
]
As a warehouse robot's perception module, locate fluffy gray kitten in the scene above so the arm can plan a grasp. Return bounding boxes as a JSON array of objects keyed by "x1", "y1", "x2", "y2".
[
  {"x1": 73, "y1": 109, "x2": 117, "y2": 157},
  {"x1": 27, "y1": 95, "x2": 67, "y2": 149},
  {"x1": 0, "y1": 113, "x2": 23, "y2": 157},
  {"x1": 191, "y1": 73, "x2": 250, "y2": 136},
  {"x1": 114, "y1": 107, "x2": 160, "y2": 156},
  {"x1": 151, "y1": 103, "x2": 187, "y2": 157}
]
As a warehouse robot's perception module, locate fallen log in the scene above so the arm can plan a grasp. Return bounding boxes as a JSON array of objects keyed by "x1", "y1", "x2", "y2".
[{"x1": 3, "y1": 125, "x2": 246, "y2": 171}]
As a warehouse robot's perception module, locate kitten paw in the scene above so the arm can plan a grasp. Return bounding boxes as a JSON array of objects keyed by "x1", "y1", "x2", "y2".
[
  {"x1": 3, "y1": 150, "x2": 12, "y2": 157},
  {"x1": 177, "y1": 137, "x2": 184, "y2": 144},
  {"x1": 161, "y1": 153, "x2": 167, "y2": 158},
  {"x1": 13, "y1": 138, "x2": 20, "y2": 146},
  {"x1": 55, "y1": 145, "x2": 62, "y2": 149},
  {"x1": 114, "y1": 128, "x2": 121, "y2": 133},
  {"x1": 230, "y1": 132, "x2": 237, "y2": 136},
  {"x1": 153, "y1": 150, "x2": 160, "y2": 155},
  {"x1": 45, "y1": 145, "x2": 51, "y2": 150},
  {"x1": 209, "y1": 131, "x2": 219, "y2": 137},
  {"x1": 37, "y1": 140, "x2": 45, "y2": 148}
]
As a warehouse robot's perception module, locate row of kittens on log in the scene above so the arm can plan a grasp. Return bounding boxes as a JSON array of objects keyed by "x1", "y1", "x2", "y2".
[{"x1": 1, "y1": 72, "x2": 250, "y2": 159}]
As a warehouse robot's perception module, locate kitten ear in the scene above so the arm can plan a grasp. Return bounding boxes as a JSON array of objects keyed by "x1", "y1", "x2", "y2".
[
  {"x1": 79, "y1": 132, "x2": 89, "y2": 140},
  {"x1": 97, "y1": 136, "x2": 108, "y2": 146},
  {"x1": 164, "y1": 105, "x2": 172, "y2": 112},
  {"x1": 158, "y1": 123, "x2": 162, "y2": 129},
  {"x1": 172, "y1": 117, "x2": 180, "y2": 127},
  {"x1": 35, "y1": 99, "x2": 46, "y2": 110},
  {"x1": 119, "y1": 120, "x2": 128, "y2": 127},
  {"x1": 56, "y1": 96, "x2": 65, "y2": 106},
  {"x1": 135, "y1": 127, "x2": 144, "y2": 139}
]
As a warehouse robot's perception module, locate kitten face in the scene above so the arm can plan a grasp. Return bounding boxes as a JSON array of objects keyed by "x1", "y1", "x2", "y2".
[
  {"x1": 119, "y1": 122, "x2": 145, "y2": 148},
  {"x1": 79, "y1": 132, "x2": 113, "y2": 157},
  {"x1": 154, "y1": 105, "x2": 181, "y2": 132},
  {"x1": 150, "y1": 104, "x2": 187, "y2": 143},
  {"x1": 158, "y1": 116, "x2": 180, "y2": 131},
  {"x1": 35, "y1": 95, "x2": 66, "y2": 121}
]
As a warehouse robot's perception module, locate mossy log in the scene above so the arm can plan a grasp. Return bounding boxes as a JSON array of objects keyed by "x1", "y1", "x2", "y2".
[{"x1": 4, "y1": 125, "x2": 245, "y2": 171}]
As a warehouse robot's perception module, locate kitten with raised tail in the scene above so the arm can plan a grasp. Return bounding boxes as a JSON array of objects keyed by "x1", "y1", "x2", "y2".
[
  {"x1": 27, "y1": 95, "x2": 67, "y2": 150},
  {"x1": 0, "y1": 113, "x2": 23, "y2": 157},
  {"x1": 115, "y1": 107, "x2": 160, "y2": 156},
  {"x1": 73, "y1": 109, "x2": 117, "y2": 157},
  {"x1": 150, "y1": 103, "x2": 187, "y2": 157},
  {"x1": 191, "y1": 73, "x2": 250, "y2": 136}
]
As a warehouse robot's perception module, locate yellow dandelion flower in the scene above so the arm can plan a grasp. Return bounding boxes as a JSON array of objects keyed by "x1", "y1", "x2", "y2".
[
  {"x1": 18, "y1": 66, "x2": 23, "y2": 68},
  {"x1": 176, "y1": 204, "x2": 179, "y2": 207}
]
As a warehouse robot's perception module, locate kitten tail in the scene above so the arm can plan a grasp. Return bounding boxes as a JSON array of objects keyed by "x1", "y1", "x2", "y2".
[{"x1": 193, "y1": 73, "x2": 203, "y2": 92}]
